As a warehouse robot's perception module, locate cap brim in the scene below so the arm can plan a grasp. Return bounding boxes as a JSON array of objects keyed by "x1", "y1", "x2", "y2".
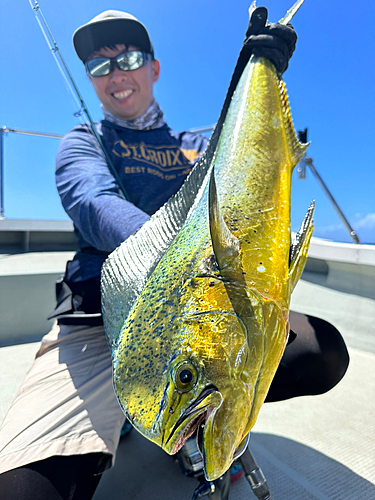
[{"x1": 73, "y1": 18, "x2": 153, "y2": 62}]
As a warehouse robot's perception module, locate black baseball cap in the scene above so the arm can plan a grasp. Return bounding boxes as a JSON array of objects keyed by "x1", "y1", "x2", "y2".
[{"x1": 73, "y1": 10, "x2": 154, "y2": 63}]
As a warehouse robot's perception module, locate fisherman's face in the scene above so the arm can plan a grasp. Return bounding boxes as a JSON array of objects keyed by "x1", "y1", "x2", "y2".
[{"x1": 87, "y1": 44, "x2": 160, "y2": 121}]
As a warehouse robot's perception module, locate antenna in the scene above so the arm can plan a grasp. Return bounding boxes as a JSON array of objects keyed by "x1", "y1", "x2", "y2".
[{"x1": 28, "y1": 0, "x2": 130, "y2": 200}]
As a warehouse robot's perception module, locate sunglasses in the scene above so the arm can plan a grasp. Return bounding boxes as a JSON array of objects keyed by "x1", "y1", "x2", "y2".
[{"x1": 85, "y1": 51, "x2": 152, "y2": 77}]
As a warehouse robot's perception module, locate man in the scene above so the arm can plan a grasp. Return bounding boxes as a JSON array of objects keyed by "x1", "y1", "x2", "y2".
[{"x1": 0, "y1": 10, "x2": 349, "y2": 500}]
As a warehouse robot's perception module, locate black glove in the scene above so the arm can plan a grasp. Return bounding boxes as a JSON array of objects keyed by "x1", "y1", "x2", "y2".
[{"x1": 243, "y1": 6, "x2": 297, "y2": 74}]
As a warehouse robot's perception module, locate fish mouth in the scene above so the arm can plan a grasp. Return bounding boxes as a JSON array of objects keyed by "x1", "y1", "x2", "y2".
[{"x1": 166, "y1": 386, "x2": 222, "y2": 455}]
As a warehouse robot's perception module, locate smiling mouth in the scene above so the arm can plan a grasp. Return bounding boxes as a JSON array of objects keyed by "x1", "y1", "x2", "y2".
[
  {"x1": 113, "y1": 89, "x2": 133, "y2": 100},
  {"x1": 166, "y1": 386, "x2": 219, "y2": 455}
]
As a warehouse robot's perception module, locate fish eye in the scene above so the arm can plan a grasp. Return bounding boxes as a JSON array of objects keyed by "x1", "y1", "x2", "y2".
[{"x1": 174, "y1": 362, "x2": 198, "y2": 392}]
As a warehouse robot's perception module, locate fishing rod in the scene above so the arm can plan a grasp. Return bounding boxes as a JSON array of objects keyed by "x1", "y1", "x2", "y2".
[{"x1": 28, "y1": 0, "x2": 130, "y2": 200}]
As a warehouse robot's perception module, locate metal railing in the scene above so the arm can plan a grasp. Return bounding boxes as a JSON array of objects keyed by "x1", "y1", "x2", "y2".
[
  {"x1": 296, "y1": 129, "x2": 360, "y2": 244},
  {"x1": 0, "y1": 126, "x2": 64, "y2": 218},
  {"x1": 297, "y1": 154, "x2": 360, "y2": 244},
  {"x1": 0, "y1": 125, "x2": 360, "y2": 243}
]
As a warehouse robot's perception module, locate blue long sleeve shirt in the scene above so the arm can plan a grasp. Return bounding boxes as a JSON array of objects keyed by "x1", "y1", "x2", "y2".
[{"x1": 55, "y1": 118, "x2": 208, "y2": 311}]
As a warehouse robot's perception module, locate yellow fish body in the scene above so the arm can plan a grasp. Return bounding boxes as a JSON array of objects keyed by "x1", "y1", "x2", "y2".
[{"x1": 101, "y1": 0, "x2": 313, "y2": 481}]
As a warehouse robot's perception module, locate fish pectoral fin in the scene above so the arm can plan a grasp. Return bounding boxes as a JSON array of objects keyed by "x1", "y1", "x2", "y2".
[
  {"x1": 289, "y1": 200, "x2": 315, "y2": 291},
  {"x1": 208, "y1": 167, "x2": 241, "y2": 280}
]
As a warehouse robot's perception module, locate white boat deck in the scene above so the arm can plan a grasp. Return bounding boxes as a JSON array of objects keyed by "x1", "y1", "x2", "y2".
[{"x1": 0, "y1": 236, "x2": 374, "y2": 499}]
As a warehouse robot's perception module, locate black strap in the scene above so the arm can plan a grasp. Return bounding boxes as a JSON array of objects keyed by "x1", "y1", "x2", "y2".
[{"x1": 48, "y1": 265, "x2": 103, "y2": 326}]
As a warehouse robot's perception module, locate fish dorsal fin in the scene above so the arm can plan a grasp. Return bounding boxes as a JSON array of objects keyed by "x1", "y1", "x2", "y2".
[
  {"x1": 101, "y1": 148, "x2": 214, "y2": 347},
  {"x1": 100, "y1": 22, "x2": 246, "y2": 348},
  {"x1": 208, "y1": 167, "x2": 241, "y2": 281},
  {"x1": 289, "y1": 200, "x2": 315, "y2": 291}
]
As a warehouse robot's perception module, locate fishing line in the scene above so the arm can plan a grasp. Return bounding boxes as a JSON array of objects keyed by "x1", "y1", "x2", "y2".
[{"x1": 28, "y1": 0, "x2": 130, "y2": 200}]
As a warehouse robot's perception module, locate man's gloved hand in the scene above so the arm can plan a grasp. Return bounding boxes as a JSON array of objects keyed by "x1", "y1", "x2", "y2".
[{"x1": 243, "y1": 6, "x2": 297, "y2": 74}]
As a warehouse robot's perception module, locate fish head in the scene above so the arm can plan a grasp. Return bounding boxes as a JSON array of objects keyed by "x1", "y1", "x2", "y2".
[
  {"x1": 113, "y1": 273, "x2": 277, "y2": 481},
  {"x1": 159, "y1": 312, "x2": 253, "y2": 481},
  {"x1": 161, "y1": 274, "x2": 288, "y2": 480}
]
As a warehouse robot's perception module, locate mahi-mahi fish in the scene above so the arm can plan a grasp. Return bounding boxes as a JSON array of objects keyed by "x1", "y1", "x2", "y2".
[{"x1": 101, "y1": 0, "x2": 314, "y2": 481}]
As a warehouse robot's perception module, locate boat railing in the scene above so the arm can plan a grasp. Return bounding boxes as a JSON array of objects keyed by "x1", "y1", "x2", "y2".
[
  {"x1": 0, "y1": 125, "x2": 360, "y2": 244},
  {"x1": 0, "y1": 126, "x2": 63, "y2": 219}
]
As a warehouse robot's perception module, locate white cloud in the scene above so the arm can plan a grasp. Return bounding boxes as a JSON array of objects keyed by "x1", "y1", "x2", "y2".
[
  {"x1": 312, "y1": 213, "x2": 375, "y2": 244},
  {"x1": 354, "y1": 213, "x2": 375, "y2": 229}
]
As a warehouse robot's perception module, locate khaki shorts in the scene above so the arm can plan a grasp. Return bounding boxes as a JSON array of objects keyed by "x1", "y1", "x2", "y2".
[{"x1": 0, "y1": 322, "x2": 125, "y2": 474}]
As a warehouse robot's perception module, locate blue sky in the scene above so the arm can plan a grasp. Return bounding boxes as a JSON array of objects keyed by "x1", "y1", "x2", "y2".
[{"x1": 1, "y1": 0, "x2": 374, "y2": 243}]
